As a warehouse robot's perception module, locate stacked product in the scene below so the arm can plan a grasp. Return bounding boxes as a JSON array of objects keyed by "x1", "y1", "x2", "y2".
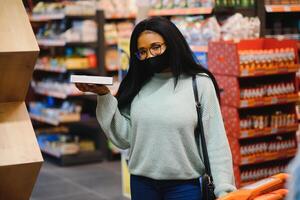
[
  {"x1": 97, "y1": 0, "x2": 136, "y2": 18},
  {"x1": 105, "y1": 21, "x2": 134, "y2": 72},
  {"x1": 172, "y1": 13, "x2": 260, "y2": 47},
  {"x1": 239, "y1": 48, "x2": 296, "y2": 75},
  {"x1": 37, "y1": 132, "x2": 96, "y2": 157},
  {"x1": 36, "y1": 20, "x2": 97, "y2": 44},
  {"x1": 215, "y1": 0, "x2": 255, "y2": 8},
  {"x1": 31, "y1": 1, "x2": 97, "y2": 18},
  {"x1": 150, "y1": 0, "x2": 215, "y2": 9},
  {"x1": 31, "y1": 79, "x2": 83, "y2": 99},
  {"x1": 241, "y1": 165, "x2": 287, "y2": 183},
  {"x1": 35, "y1": 48, "x2": 97, "y2": 71},
  {"x1": 29, "y1": 101, "x2": 82, "y2": 126},
  {"x1": 240, "y1": 112, "x2": 297, "y2": 130},
  {"x1": 208, "y1": 38, "x2": 299, "y2": 187}
]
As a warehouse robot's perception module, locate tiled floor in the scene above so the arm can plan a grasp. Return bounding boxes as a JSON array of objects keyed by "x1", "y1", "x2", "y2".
[{"x1": 30, "y1": 160, "x2": 127, "y2": 200}]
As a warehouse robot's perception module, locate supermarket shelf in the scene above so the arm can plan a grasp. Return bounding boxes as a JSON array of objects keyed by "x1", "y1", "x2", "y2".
[
  {"x1": 30, "y1": 113, "x2": 60, "y2": 126},
  {"x1": 265, "y1": 5, "x2": 300, "y2": 13},
  {"x1": 240, "y1": 65, "x2": 300, "y2": 77},
  {"x1": 34, "y1": 65, "x2": 67, "y2": 73},
  {"x1": 37, "y1": 39, "x2": 97, "y2": 47},
  {"x1": 38, "y1": 39, "x2": 66, "y2": 47},
  {"x1": 65, "y1": 14, "x2": 95, "y2": 20},
  {"x1": 66, "y1": 41, "x2": 98, "y2": 47},
  {"x1": 30, "y1": 13, "x2": 65, "y2": 22},
  {"x1": 41, "y1": 147, "x2": 103, "y2": 166},
  {"x1": 240, "y1": 124, "x2": 298, "y2": 139},
  {"x1": 149, "y1": 7, "x2": 213, "y2": 16},
  {"x1": 190, "y1": 45, "x2": 208, "y2": 52},
  {"x1": 34, "y1": 89, "x2": 83, "y2": 99},
  {"x1": 35, "y1": 126, "x2": 69, "y2": 135},
  {"x1": 240, "y1": 148, "x2": 297, "y2": 166},
  {"x1": 105, "y1": 13, "x2": 136, "y2": 20},
  {"x1": 239, "y1": 93, "x2": 299, "y2": 108},
  {"x1": 35, "y1": 64, "x2": 98, "y2": 73},
  {"x1": 30, "y1": 113, "x2": 81, "y2": 126},
  {"x1": 214, "y1": 6, "x2": 255, "y2": 12}
]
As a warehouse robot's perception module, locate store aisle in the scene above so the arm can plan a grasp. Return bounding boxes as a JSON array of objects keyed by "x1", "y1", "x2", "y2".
[{"x1": 30, "y1": 160, "x2": 127, "y2": 200}]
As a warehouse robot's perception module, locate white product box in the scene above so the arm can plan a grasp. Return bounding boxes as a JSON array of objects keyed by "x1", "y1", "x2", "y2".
[{"x1": 70, "y1": 75, "x2": 113, "y2": 85}]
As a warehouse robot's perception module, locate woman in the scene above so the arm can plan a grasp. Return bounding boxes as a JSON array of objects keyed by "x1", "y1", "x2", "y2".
[{"x1": 76, "y1": 16, "x2": 236, "y2": 200}]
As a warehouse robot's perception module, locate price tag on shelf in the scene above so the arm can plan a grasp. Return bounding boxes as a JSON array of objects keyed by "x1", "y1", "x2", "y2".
[
  {"x1": 283, "y1": 5, "x2": 291, "y2": 12},
  {"x1": 240, "y1": 69, "x2": 249, "y2": 77},
  {"x1": 265, "y1": 5, "x2": 272, "y2": 12},
  {"x1": 241, "y1": 157, "x2": 249, "y2": 165},
  {"x1": 240, "y1": 131, "x2": 249, "y2": 138},
  {"x1": 240, "y1": 100, "x2": 248, "y2": 108},
  {"x1": 271, "y1": 128, "x2": 278, "y2": 134},
  {"x1": 271, "y1": 97, "x2": 279, "y2": 104}
]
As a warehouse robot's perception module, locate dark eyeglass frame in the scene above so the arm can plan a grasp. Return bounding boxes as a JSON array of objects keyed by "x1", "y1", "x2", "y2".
[{"x1": 135, "y1": 43, "x2": 166, "y2": 60}]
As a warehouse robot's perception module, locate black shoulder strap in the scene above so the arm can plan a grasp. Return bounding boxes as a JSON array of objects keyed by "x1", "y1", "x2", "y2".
[{"x1": 192, "y1": 75, "x2": 213, "y2": 179}]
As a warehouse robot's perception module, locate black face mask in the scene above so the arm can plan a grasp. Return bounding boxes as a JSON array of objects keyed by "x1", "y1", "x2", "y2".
[{"x1": 139, "y1": 50, "x2": 169, "y2": 75}]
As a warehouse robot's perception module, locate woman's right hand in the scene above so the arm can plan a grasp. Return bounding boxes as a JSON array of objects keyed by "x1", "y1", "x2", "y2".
[{"x1": 75, "y1": 83, "x2": 110, "y2": 96}]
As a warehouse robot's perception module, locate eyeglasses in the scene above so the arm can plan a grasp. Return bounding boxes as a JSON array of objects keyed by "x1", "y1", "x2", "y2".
[{"x1": 135, "y1": 43, "x2": 166, "y2": 60}]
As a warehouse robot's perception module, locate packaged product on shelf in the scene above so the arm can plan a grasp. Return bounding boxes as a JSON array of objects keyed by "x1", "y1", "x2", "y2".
[
  {"x1": 240, "y1": 138, "x2": 296, "y2": 157},
  {"x1": 241, "y1": 165, "x2": 287, "y2": 182},
  {"x1": 37, "y1": 134, "x2": 80, "y2": 156},
  {"x1": 186, "y1": 0, "x2": 202, "y2": 7},
  {"x1": 174, "y1": 0, "x2": 187, "y2": 8},
  {"x1": 116, "y1": 22, "x2": 134, "y2": 38},
  {"x1": 105, "y1": 23, "x2": 118, "y2": 44},
  {"x1": 221, "y1": 13, "x2": 260, "y2": 41},
  {"x1": 105, "y1": 48, "x2": 119, "y2": 71},
  {"x1": 36, "y1": 21, "x2": 66, "y2": 41},
  {"x1": 79, "y1": 140, "x2": 96, "y2": 152},
  {"x1": 98, "y1": 0, "x2": 136, "y2": 17},
  {"x1": 65, "y1": 1, "x2": 96, "y2": 16},
  {"x1": 162, "y1": 0, "x2": 174, "y2": 8},
  {"x1": 32, "y1": 2, "x2": 65, "y2": 16},
  {"x1": 199, "y1": 0, "x2": 215, "y2": 7},
  {"x1": 151, "y1": 0, "x2": 163, "y2": 9},
  {"x1": 239, "y1": 48, "x2": 296, "y2": 73},
  {"x1": 31, "y1": 79, "x2": 83, "y2": 97},
  {"x1": 240, "y1": 81, "x2": 295, "y2": 100},
  {"x1": 215, "y1": 0, "x2": 255, "y2": 8},
  {"x1": 240, "y1": 111, "x2": 297, "y2": 131},
  {"x1": 61, "y1": 20, "x2": 97, "y2": 42},
  {"x1": 29, "y1": 101, "x2": 82, "y2": 126}
]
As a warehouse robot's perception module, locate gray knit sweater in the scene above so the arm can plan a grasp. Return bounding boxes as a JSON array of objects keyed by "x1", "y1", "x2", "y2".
[{"x1": 96, "y1": 73, "x2": 236, "y2": 197}]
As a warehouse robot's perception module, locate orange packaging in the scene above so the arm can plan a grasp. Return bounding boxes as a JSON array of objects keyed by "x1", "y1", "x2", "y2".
[
  {"x1": 218, "y1": 173, "x2": 289, "y2": 200},
  {"x1": 253, "y1": 189, "x2": 288, "y2": 200}
]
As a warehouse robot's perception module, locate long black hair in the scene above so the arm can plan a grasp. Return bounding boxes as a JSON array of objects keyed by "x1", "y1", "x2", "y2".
[{"x1": 116, "y1": 16, "x2": 220, "y2": 109}]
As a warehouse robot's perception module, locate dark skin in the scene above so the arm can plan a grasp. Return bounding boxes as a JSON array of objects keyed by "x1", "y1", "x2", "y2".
[
  {"x1": 75, "y1": 83, "x2": 110, "y2": 95},
  {"x1": 75, "y1": 30, "x2": 168, "y2": 94}
]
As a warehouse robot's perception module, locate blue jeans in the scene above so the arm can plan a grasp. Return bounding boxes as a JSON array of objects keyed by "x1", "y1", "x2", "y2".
[{"x1": 130, "y1": 175, "x2": 202, "y2": 200}]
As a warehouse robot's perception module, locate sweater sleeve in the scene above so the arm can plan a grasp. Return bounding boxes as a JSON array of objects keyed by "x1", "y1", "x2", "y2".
[
  {"x1": 199, "y1": 77, "x2": 237, "y2": 198},
  {"x1": 96, "y1": 93, "x2": 131, "y2": 149}
]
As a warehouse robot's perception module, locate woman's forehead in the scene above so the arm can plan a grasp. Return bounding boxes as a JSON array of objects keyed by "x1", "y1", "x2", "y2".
[{"x1": 137, "y1": 31, "x2": 165, "y2": 48}]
